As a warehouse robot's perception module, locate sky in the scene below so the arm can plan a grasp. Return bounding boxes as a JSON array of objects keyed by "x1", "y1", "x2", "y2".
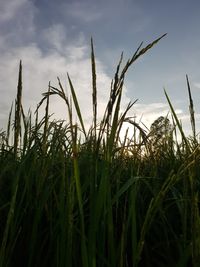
[{"x1": 1, "y1": 0, "x2": 200, "y2": 137}]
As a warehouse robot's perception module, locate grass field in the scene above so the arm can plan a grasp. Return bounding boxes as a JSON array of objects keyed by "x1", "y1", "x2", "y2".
[{"x1": 0, "y1": 35, "x2": 200, "y2": 267}]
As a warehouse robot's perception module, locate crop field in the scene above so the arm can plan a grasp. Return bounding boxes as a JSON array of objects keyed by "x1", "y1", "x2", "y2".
[{"x1": 0, "y1": 35, "x2": 199, "y2": 267}]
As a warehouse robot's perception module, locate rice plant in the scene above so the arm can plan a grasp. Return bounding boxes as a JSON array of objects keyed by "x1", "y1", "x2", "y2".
[{"x1": 0, "y1": 34, "x2": 200, "y2": 267}]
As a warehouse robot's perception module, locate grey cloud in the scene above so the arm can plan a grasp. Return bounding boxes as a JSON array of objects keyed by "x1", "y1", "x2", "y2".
[
  {"x1": 64, "y1": 1, "x2": 102, "y2": 23},
  {"x1": 0, "y1": 0, "x2": 36, "y2": 49},
  {"x1": 0, "y1": 0, "x2": 27, "y2": 22}
]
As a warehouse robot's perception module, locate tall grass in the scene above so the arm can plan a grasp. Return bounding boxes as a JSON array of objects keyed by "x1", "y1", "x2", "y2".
[{"x1": 0, "y1": 34, "x2": 200, "y2": 267}]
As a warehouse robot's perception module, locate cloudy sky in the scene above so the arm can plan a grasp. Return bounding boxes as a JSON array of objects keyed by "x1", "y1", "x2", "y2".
[{"x1": 1, "y1": 0, "x2": 200, "y2": 136}]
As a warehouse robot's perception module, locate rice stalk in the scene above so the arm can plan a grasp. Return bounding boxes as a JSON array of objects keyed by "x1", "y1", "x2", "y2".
[
  {"x1": 14, "y1": 60, "x2": 22, "y2": 157},
  {"x1": 91, "y1": 38, "x2": 97, "y2": 141},
  {"x1": 186, "y1": 74, "x2": 196, "y2": 140}
]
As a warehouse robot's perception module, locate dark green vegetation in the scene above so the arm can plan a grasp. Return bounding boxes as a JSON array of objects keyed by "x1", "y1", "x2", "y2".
[{"x1": 0, "y1": 34, "x2": 200, "y2": 267}]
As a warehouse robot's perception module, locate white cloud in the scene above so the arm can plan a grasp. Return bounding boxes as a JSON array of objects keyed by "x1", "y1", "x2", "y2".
[
  {"x1": 0, "y1": 42, "x2": 115, "y2": 128},
  {"x1": 120, "y1": 101, "x2": 200, "y2": 141},
  {"x1": 133, "y1": 102, "x2": 170, "y2": 127},
  {"x1": 132, "y1": 102, "x2": 199, "y2": 131},
  {"x1": 41, "y1": 24, "x2": 87, "y2": 57},
  {"x1": 42, "y1": 24, "x2": 67, "y2": 53},
  {"x1": 0, "y1": 24, "x2": 131, "y2": 132}
]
